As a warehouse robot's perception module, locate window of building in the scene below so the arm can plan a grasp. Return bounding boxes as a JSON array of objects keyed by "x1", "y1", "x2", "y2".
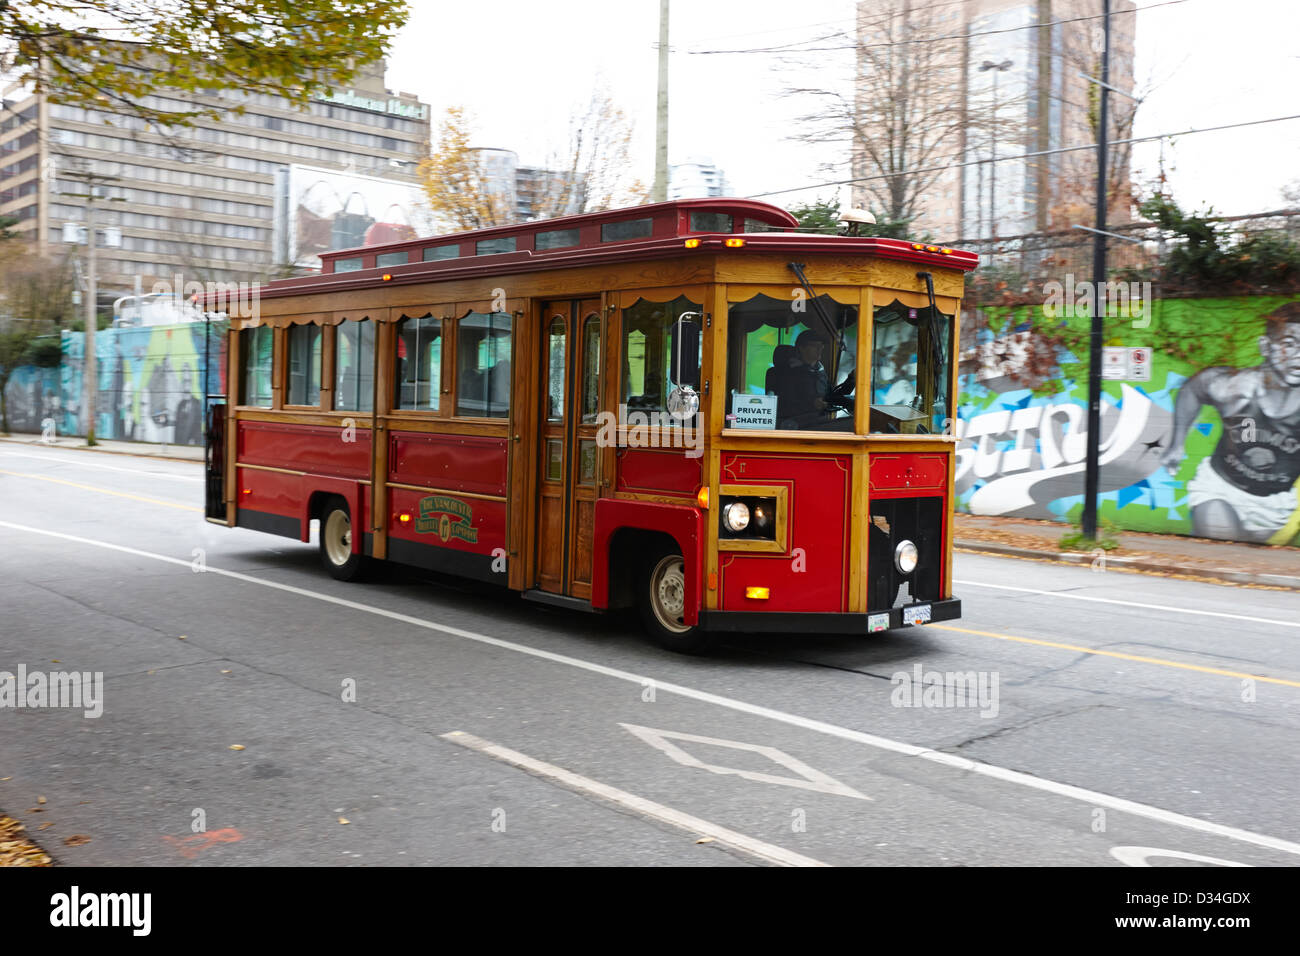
[
  {"x1": 424, "y1": 245, "x2": 459, "y2": 261},
  {"x1": 455, "y1": 312, "x2": 512, "y2": 418},
  {"x1": 601, "y1": 218, "x2": 653, "y2": 242},
  {"x1": 335, "y1": 319, "x2": 375, "y2": 412},
  {"x1": 475, "y1": 236, "x2": 516, "y2": 256},
  {"x1": 395, "y1": 314, "x2": 442, "y2": 411},
  {"x1": 286, "y1": 324, "x2": 322, "y2": 406},
  {"x1": 376, "y1": 251, "x2": 408, "y2": 268},
  {"x1": 535, "y1": 228, "x2": 580, "y2": 250},
  {"x1": 620, "y1": 295, "x2": 701, "y2": 424},
  {"x1": 241, "y1": 325, "x2": 273, "y2": 407}
]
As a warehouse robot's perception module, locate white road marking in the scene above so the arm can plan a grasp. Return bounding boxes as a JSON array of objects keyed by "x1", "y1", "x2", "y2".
[
  {"x1": 441, "y1": 731, "x2": 828, "y2": 867},
  {"x1": 1109, "y1": 846, "x2": 1250, "y2": 867},
  {"x1": 6, "y1": 518, "x2": 1300, "y2": 861},
  {"x1": 0, "y1": 448, "x2": 203, "y2": 482},
  {"x1": 620, "y1": 723, "x2": 869, "y2": 800},
  {"x1": 956, "y1": 577, "x2": 1300, "y2": 629}
]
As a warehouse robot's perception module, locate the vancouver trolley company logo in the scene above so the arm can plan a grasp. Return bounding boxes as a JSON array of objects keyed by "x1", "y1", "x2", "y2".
[
  {"x1": 415, "y1": 495, "x2": 479, "y2": 543},
  {"x1": 0, "y1": 666, "x2": 103, "y2": 718},
  {"x1": 50, "y1": 887, "x2": 151, "y2": 936}
]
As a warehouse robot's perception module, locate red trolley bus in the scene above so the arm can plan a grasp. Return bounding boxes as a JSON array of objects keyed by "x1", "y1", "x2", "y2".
[{"x1": 205, "y1": 198, "x2": 977, "y2": 652}]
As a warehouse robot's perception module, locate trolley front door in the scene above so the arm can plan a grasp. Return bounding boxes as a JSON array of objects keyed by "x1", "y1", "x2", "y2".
[{"x1": 535, "y1": 298, "x2": 603, "y2": 598}]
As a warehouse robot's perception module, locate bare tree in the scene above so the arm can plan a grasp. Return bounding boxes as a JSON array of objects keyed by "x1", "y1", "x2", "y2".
[
  {"x1": 529, "y1": 86, "x2": 649, "y2": 220},
  {"x1": 785, "y1": 0, "x2": 1015, "y2": 231}
]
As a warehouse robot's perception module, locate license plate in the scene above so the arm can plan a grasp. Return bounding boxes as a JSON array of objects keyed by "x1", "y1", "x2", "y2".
[
  {"x1": 903, "y1": 604, "x2": 932, "y2": 625},
  {"x1": 867, "y1": 612, "x2": 891, "y2": 633}
]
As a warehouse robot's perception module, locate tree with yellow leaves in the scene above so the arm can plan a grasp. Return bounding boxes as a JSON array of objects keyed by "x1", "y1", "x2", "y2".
[
  {"x1": 420, "y1": 91, "x2": 649, "y2": 230},
  {"x1": 418, "y1": 107, "x2": 513, "y2": 231}
]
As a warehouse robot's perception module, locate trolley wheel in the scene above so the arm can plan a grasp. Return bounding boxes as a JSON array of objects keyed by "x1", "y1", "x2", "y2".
[
  {"x1": 638, "y1": 552, "x2": 712, "y2": 654},
  {"x1": 319, "y1": 496, "x2": 366, "y2": 582}
]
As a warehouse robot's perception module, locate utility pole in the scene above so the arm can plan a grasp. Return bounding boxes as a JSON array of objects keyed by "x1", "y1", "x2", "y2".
[
  {"x1": 653, "y1": 0, "x2": 670, "y2": 203},
  {"x1": 1082, "y1": 0, "x2": 1111, "y2": 541},
  {"x1": 62, "y1": 167, "x2": 123, "y2": 447}
]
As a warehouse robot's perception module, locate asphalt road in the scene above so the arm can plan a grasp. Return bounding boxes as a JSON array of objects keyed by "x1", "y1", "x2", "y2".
[{"x1": 2, "y1": 441, "x2": 1298, "y2": 867}]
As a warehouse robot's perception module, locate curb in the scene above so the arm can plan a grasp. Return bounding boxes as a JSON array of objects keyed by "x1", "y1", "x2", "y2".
[
  {"x1": 0, "y1": 436, "x2": 203, "y2": 464},
  {"x1": 954, "y1": 538, "x2": 1300, "y2": 591}
]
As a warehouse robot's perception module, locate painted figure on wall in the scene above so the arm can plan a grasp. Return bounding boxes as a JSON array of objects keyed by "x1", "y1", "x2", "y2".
[{"x1": 1162, "y1": 302, "x2": 1300, "y2": 543}]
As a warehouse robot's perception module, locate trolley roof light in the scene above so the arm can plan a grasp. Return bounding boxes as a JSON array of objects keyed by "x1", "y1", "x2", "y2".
[{"x1": 837, "y1": 207, "x2": 876, "y2": 237}]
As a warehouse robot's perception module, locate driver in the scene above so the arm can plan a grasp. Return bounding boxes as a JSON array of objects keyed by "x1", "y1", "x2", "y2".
[{"x1": 774, "y1": 330, "x2": 834, "y2": 428}]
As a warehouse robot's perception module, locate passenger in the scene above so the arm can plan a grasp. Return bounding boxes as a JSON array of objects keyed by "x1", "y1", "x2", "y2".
[
  {"x1": 774, "y1": 331, "x2": 833, "y2": 428},
  {"x1": 765, "y1": 344, "x2": 795, "y2": 394}
]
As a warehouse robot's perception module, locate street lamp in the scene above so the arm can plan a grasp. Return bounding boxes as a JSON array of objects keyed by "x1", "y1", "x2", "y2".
[{"x1": 979, "y1": 59, "x2": 1013, "y2": 240}]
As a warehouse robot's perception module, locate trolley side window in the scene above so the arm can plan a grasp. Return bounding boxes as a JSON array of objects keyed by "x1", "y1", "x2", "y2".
[
  {"x1": 455, "y1": 311, "x2": 512, "y2": 418},
  {"x1": 869, "y1": 300, "x2": 952, "y2": 435},
  {"x1": 394, "y1": 314, "x2": 442, "y2": 411},
  {"x1": 286, "y1": 324, "x2": 322, "y2": 407},
  {"x1": 620, "y1": 295, "x2": 701, "y2": 424},
  {"x1": 241, "y1": 325, "x2": 273, "y2": 407},
  {"x1": 335, "y1": 318, "x2": 375, "y2": 412}
]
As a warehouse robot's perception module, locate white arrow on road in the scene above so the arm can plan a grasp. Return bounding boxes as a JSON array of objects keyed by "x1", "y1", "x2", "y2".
[{"x1": 621, "y1": 723, "x2": 870, "y2": 800}]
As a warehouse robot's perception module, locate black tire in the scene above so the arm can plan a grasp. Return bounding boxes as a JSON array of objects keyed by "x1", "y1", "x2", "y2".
[
  {"x1": 319, "y1": 496, "x2": 367, "y2": 582},
  {"x1": 638, "y1": 551, "x2": 713, "y2": 654}
]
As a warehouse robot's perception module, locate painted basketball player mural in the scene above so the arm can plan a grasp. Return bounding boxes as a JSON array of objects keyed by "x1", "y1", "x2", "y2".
[{"x1": 1161, "y1": 302, "x2": 1300, "y2": 543}]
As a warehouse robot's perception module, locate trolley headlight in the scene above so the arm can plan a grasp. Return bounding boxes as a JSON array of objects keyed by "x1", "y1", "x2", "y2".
[
  {"x1": 718, "y1": 493, "x2": 778, "y2": 541},
  {"x1": 723, "y1": 501, "x2": 751, "y2": 532},
  {"x1": 894, "y1": 539, "x2": 919, "y2": 575}
]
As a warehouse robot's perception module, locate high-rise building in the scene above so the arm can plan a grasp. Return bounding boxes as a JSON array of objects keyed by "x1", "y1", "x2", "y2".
[
  {"x1": 669, "y1": 157, "x2": 730, "y2": 200},
  {"x1": 851, "y1": 0, "x2": 1136, "y2": 241},
  {"x1": 0, "y1": 57, "x2": 431, "y2": 298},
  {"x1": 468, "y1": 148, "x2": 586, "y2": 222}
]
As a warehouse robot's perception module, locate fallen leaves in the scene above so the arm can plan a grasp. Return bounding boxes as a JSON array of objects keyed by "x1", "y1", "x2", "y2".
[
  {"x1": 63, "y1": 834, "x2": 91, "y2": 847},
  {"x1": 338, "y1": 816, "x2": 350, "y2": 825},
  {"x1": 0, "y1": 814, "x2": 52, "y2": 866}
]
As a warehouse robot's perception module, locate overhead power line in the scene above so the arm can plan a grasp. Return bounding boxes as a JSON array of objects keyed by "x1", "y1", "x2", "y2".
[
  {"x1": 690, "y1": 0, "x2": 1189, "y2": 56},
  {"x1": 747, "y1": 112, "x2": 1300, "y2": 200}
]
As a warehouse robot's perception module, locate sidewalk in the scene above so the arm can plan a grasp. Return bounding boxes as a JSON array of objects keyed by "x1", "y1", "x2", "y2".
[
  {"x1": 954, "y1": 513, "x2": 1300, "y2": 591},
  {"x1": 0, "y1": 433, "x2": 205, "y2": 462}
]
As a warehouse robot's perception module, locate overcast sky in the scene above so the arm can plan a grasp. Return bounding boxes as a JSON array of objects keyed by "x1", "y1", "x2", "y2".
[{"x1": 385, "y1": 0, "x2": 1300, "y2": 218}]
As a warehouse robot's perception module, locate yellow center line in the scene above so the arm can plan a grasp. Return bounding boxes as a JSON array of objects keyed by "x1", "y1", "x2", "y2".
[
  {"x1": 932, "y1": 623, "x2": 1300, "y2": 689},
  {"x1": 0, "y1": 469, "x2": 202, "y2": 513}
]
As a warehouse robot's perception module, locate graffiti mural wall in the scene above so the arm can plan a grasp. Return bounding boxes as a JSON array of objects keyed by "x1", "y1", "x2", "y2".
[
  {"x1": 2, "y1": 365, "x2": 62, "y2": 434},
  {"x1": 956, "y1": 296, "x2": 1300, "y2": 546},
  {"x1": 54, "y1": 320, "x2": 228, "y2": 446}
]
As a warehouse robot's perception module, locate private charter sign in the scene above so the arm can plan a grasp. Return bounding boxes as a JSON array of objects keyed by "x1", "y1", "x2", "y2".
[{"x1": 320, "y1": 89, "x2": 429, "y2": 120}]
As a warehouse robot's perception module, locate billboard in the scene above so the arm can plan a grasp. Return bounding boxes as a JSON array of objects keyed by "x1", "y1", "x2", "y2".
[{"x1": 278, "y1": 165, "x2": 439, "y2": 271}]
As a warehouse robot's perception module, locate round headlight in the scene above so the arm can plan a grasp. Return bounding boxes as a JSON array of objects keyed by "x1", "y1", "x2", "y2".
[
  {"x1": 894, "y1": 539, "x2": 919, "y2": 575},
  {"x1": 723, "y1": 501, "x2": 751, "y2": 532}
]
